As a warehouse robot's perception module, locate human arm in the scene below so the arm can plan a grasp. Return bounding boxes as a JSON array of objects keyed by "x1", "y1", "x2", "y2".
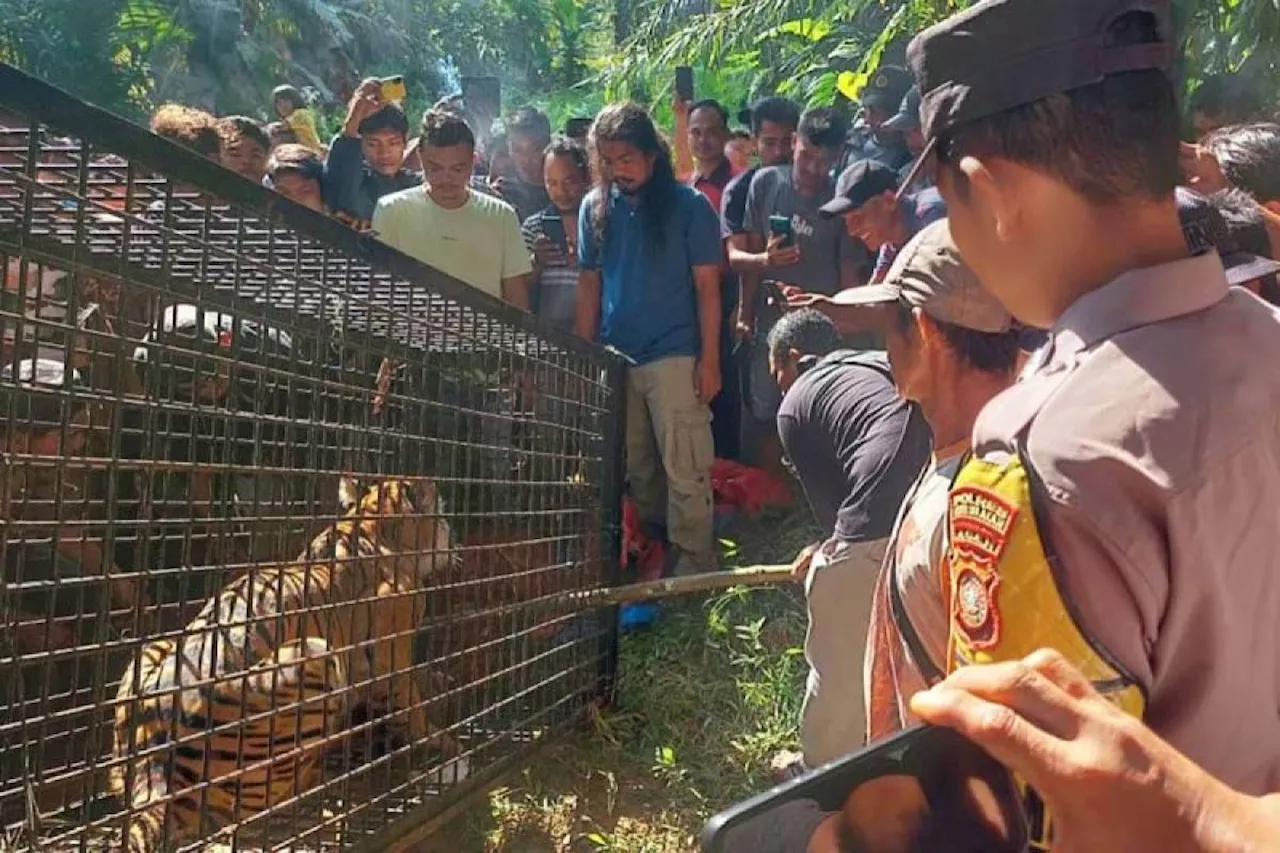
[
  {"x1": 730, "y1": 232, "x2": 761, "y2": 339},
  {"x1": 575, "y1": 269, "x2": 601, "y2": 342},
  {"x1": 911, "y1": 649, "x2": 1280, "y2": 853},
  {"x1": 322, "y1": 79, "x2": 384, "y2": 222},
  {"x1": 784, "y1": 293, "x2": 886, "y2": 337},
  {"x1": 734, "y1": 171, "x2": 802, "y2": 274},
  {"x1": 502, "y1": 275, "x2": 531, "y2": 310},
  {"x1": 687, "y1": 192, "x2": 723, "y2": 402},
  {"x1": 673, "y1": 95, "x2": 694, "y2": 182},
  {"x1": 693, "y1": 264, "x2": 721, "y2": 403},
  {"x1": 790, "y1": 541, "x2": 821, "y2": 581},
  {"x1": 343, "y1": 78, "x2": 382, "y2": 138},
  {"x1": 574, "y1": 198, "x2": 601, "y2": 341},
  {"x1": 501, "y1": 207, "x2": 534, "y2": 310}
]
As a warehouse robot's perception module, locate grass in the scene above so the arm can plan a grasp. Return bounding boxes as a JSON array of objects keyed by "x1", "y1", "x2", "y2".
[{"x1": 433, "y1": 507, "x2": 821, "y2": 853}]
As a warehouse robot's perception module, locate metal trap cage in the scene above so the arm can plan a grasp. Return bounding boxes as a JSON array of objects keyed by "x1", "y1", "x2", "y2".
[{"x1": 0, "y1": 65, "x2": 627, "y2": 852}]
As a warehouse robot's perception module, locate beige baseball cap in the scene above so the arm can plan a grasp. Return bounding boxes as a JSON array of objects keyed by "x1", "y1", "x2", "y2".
[{"x1": 831, "y1": 219, "x2": 1013, "y2": 333}]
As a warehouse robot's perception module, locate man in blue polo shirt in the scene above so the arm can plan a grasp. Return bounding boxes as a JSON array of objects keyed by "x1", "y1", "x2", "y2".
[{"x1": 575, "y1": 103, "x2": 723, "y2": 575}]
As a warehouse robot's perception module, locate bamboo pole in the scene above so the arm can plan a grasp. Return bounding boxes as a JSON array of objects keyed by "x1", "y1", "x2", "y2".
[{"x1": 560, "y1": 562, "x2": 795, "y2": 609}]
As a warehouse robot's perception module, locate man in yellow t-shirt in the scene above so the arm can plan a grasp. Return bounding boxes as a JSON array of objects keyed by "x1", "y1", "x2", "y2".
[{"x1": 372, "y1": 110, "x2": 530, "y2": 307}]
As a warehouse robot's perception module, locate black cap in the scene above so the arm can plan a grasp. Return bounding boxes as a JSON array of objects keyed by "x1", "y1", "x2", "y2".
[
  {"x1": 819, "y1": 161, "x2": 900, "y2": 219},
  {"x1": 882, "y1": 86, "x2": 922, "y2": 134},
  {"x1": 1176, "y1": 187, "x2": 1280, "y2": 286},
  {"x1": 861, "y1": 65, "x2": 913, "y2": 111},
  {"x1": 898, "y1": 0, "x2": 1175, "y2": 196}
]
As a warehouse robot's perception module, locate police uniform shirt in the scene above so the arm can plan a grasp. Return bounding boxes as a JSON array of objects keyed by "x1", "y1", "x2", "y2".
[{"x1": 954, "y1": 252, "x2": 1280, "y2": 796}]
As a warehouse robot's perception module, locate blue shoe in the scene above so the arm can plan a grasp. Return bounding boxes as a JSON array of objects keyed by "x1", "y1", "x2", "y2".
[{"x1": 620, "y1": 601, "x2": 662, "y2": 630}]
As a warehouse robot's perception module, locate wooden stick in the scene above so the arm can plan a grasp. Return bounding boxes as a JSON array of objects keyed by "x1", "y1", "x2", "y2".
[{"x1": 564, "y1": 562, "x2": 795, "y2": 609}]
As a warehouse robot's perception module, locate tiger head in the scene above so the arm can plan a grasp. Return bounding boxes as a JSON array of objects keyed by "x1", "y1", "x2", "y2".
[{"x1": 338, "y1": 476, "x2": 455, "y2": 574}]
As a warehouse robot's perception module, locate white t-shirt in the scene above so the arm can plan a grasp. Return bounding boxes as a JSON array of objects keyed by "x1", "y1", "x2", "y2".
[{"x1": 371, "y1": 187, "x2": 532, "y2": 299}]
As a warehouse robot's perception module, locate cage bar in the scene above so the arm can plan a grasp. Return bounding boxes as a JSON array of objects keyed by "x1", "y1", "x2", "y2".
[{"x1": 0, "y1": 63, "x2": 625, "y2": 853}]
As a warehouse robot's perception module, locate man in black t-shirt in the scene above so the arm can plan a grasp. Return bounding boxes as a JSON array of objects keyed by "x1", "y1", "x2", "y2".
[
  {"x1": 767, "y1": 309, "x2": 932, "y2": 776},
  {"x1": 721, "y1": 97, "x2": 801, "y2": 241}
]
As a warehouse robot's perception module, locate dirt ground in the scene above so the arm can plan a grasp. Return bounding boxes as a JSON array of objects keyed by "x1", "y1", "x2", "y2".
[{"x1": 429, "y1": 507, "x2": 818, "y2": 852}]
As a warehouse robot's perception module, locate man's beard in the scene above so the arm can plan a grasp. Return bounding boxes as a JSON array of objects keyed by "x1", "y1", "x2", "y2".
[{"x1": 615, "y1": 180, "x2": 639, "y2": 196}]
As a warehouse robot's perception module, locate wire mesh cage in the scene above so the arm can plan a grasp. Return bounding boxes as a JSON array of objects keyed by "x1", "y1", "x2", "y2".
[{"x1": 0, "y1": 65, "x2": 627, "y2": 852}]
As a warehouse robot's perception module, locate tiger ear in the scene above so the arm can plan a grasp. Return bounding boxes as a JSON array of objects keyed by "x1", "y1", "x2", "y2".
[{"x1": 338, "y1": 476, "x2": 361, "y2": 514}]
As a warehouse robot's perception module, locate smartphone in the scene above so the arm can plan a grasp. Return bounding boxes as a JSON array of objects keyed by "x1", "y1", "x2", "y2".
[
  {"x1": 379, "y1": 75, "x2": 407, "y2": 103},
  {"x1": 541, "y1": 213, "x2": 568, "y2": 255},
  {"x1": 701, "y1": 724, "x2": 1029, "y2": 853},
  {"x1": 675, "y1": 66, "x2": 695, "y2": 103},
  {"x1": 769, "y1": 213, "x2": 794, "y2": 248}
]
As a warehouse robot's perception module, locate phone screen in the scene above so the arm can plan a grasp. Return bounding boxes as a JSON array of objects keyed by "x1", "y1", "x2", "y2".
[
  {"x1": 702, "y1": 725, "x2": 1028, "y2": 853},
  {"x1": 769, "y1": 214, "x2": 794, "y2": 248},
  {"x1": 541, "y1": 214, "x2": 568, "y2": 254}
]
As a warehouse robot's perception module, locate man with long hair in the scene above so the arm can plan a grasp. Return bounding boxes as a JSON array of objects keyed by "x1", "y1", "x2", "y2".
[{"x1": 575, "y1": 103, "x2": 722, "y2": 576}]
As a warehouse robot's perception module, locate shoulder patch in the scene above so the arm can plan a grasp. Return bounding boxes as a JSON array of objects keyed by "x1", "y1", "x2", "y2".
[{"x1": 948, "y1": 486, "x2": 1019, "y2": 650}]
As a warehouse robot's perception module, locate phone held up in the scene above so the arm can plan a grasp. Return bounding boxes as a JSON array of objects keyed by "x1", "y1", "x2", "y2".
[
  {"x1": 379, "y1": 75, "x2": 407, "y2": 103},
  {"x1": 540, "y1": 212, "x2": 569, "y2": 256},
  {"x1": 675, "y1": 66, "x2": 695, "y2": 104},
  {"x1": 702, "y1": 723, "x2": 1031, "y2": 853},
  {"x1": 769, "y1": 213, "x2": 795, "y2": 248}
]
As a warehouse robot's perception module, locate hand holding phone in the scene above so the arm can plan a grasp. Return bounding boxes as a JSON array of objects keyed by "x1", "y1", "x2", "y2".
[
  {"x1": 769, "y1": 214, "x2": 795, "y2": 247},
  {"x1": 541, "y1": 213, "x2": 569, "y2": 253},
  {"x1": 766, "y1": 215, "x2": 802, "y2": 268},
  {"x1": 379, "y1": 76, "x2": 407, "y2": 103}
]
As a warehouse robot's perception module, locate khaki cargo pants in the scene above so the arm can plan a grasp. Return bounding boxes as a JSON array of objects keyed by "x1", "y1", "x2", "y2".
[
  {"x1": 801, "y1": 535, "x2": 888, "y2": 768},
  {"x1": 625, "y1": 355, "x2": 715, "y2": 560}
]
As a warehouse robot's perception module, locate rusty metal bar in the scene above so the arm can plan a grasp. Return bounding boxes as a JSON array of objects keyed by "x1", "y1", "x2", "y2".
[{"x1": 0, "y1": 62, "x2": 627, "y2": 853}]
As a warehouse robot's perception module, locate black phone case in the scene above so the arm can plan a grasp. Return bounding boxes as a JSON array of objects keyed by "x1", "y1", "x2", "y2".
[
  {"x1": 675, "y1": 67, "x2": 695, "y2": 102},
  {"x1": 541, "y1": 216, "x2": 568, "y2": 253},
  {"x1": 700, "y1": 724, "x2": 1030, "y2": 853}
]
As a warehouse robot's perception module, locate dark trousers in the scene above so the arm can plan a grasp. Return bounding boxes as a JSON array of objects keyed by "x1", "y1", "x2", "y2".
[{"x1": 710, "y1": 279, "x2": 742, "y2": 461}]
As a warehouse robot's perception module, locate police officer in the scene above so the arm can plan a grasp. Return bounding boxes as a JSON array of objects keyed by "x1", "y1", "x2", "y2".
[
  {"x1": 902, "y1": 0, "x2": 1280, "y2": 842},
  {"x1": 836, "y1": 66, "x2": 912, "y2": 176}
]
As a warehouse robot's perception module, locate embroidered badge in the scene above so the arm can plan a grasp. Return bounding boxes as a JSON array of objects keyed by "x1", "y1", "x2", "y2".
[{"x1": 948, "y1": 486, "x2": 1019, "y2": 651}]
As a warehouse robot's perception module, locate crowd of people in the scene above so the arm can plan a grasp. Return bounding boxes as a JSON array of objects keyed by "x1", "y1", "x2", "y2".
[{"x1": 8, "y1": 0, "x2": 1280, "y2": 846}]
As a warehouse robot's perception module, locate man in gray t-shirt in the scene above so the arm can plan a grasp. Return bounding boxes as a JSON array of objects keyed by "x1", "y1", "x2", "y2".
[
  {"x1": 743, "y1": 164, "x2": 863, "y2": 297},
  {"x1": 731, "y1": 109, "x2": 865, "y2": 465}
]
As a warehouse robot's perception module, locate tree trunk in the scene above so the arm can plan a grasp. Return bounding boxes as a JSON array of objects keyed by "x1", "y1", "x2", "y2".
[{"x1": 614, "y1": 0, "x2": 631, "y2": 45}]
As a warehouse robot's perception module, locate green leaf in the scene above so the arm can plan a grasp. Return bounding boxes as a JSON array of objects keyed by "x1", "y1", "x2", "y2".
[
  {"x1": 836, "y1": 70, "x2": 861, "y2": 101},
  {"x1": 779, "y1": 18, "x2": 833, "y2": 42}
]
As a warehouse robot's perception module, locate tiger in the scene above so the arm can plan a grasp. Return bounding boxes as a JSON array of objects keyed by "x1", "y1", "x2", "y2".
[{"x1": 109, "y1": 477, "x2": 462, "y2": 853}]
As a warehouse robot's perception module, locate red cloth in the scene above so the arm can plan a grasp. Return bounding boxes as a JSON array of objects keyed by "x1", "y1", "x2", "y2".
[
  {"x1": 619, "y1": 460, "x2": 790, "y2": 581},
  {"x1": 621, "y1": 497, "x2": 667, "y2": 583},
  {"x1": 711, "y1": 458, "x2": 791, "y2": 515}
]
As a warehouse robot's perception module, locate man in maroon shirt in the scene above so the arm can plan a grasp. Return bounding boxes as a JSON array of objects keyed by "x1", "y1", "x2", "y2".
[{"x1": 686, "y1": 98, "x2": 744, "y2": 460}]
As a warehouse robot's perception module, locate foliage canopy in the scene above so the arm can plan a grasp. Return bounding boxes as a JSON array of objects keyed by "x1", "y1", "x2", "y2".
[{"x1": 1, "y1": 0, "x2": 1277, "y2": 133}]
